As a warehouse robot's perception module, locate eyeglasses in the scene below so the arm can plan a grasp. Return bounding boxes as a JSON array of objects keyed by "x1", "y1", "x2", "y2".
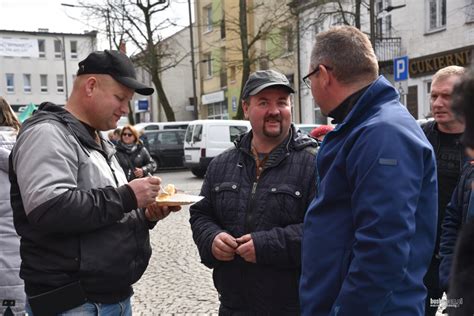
[
  {"x1": 122, "y1": 133, "x2": 133, "y2": 137},
  {"x1": 302, "y1": 64, "x2": 332, "y2": 89}
]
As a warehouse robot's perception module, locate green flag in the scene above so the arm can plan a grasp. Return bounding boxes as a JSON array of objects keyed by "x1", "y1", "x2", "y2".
[{"x1": 18, "y1": 103, "x2": 37, "y2": 123}]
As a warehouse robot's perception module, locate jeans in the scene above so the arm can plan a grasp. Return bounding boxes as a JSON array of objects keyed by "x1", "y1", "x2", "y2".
[{"x1": 25, "y1": 296, "x2": 132, "y2": 316}]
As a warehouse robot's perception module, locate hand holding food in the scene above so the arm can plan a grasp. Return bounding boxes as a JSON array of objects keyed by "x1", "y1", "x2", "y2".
[
  {"x1": 157, "y1": 184, "x2": 177, "y2": 201},
  {"x1": 128, "y1": 176, "x2": 161, "y2": 208}
]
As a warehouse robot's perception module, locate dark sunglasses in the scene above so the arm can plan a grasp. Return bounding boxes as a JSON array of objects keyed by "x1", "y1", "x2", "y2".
[{"x1": 122, "y1": 133, "x2": 133, "y2": 137}]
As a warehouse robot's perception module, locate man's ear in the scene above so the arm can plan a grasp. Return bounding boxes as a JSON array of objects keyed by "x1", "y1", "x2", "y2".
[
  {"x1": 242, "y1": 100, "x2": 250, "y2": 119},
  {"x1": 84, "y1": 76, "x2": 98, "y2": 97}
]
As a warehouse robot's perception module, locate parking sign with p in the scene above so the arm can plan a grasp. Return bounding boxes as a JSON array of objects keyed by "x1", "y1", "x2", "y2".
[{"x1": 394, "y1": 56, "x2": 409, "y2": 81}]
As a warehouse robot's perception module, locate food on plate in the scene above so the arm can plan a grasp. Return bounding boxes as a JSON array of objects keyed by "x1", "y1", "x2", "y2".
[{"x1": 157, "y1": 184, "x2": 176, "y2": 201}]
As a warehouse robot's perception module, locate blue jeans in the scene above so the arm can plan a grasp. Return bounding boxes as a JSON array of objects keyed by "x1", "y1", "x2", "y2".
[{"x1": 25, "y1": 296, "x2": 132, "y2": 316}]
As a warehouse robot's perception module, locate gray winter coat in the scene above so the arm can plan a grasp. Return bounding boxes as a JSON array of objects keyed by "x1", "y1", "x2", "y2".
[{"x1": 0, "y1": 126, "x2": 25, "y2": 315}]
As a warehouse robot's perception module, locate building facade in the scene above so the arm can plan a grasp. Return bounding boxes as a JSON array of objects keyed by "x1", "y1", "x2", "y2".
[
  {"x1": 195, "y1": 0, "x2": 298, "y2": 120},
  {"x1": 0, "y1": 29, "x2": 97, "y2": 112},
  {"x1": 132, "y1": 26, "x2": 197, "y2": 123},
  {"x1": 296, "y1": 0, "x2": 473, "y2": 123}
]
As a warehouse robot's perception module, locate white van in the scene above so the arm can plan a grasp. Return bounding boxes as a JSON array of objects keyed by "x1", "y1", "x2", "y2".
[
  {"x1": 184, "y1": 119, "x2": 251, "y2": 177},
  {"x1": 134, "y1": 121, "x2": 190, "y2": 133}
]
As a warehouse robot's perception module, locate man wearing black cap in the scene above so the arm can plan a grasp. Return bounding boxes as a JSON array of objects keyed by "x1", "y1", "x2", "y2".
[
  {"x1": 190, "y1": 69, "x2": 318, "y2": 314},
  {"x1": 9, "y1": 50, "x2": 180, "y2": 315}
]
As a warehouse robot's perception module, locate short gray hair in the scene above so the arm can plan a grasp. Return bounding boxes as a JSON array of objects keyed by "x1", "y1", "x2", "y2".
[
  {"x1": 310, "y1": 25, "x2": 379, "y2": 84},
  {"x1": 432, "y1": 65, "x2": 466, "y2": 85}
]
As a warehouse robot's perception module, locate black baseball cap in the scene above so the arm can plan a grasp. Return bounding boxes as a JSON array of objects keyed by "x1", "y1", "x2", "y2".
[
  {"x1": 77, "y1": 50, "x2": 154, "y2": 95},
  {"x1": 242, "y1": 70, "x2": 294, "y2": 100}
]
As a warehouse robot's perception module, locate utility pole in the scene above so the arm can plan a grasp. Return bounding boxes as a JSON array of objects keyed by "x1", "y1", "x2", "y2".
[{"x1": 188, "y1": 0, "x2": 198, "y2": 119}]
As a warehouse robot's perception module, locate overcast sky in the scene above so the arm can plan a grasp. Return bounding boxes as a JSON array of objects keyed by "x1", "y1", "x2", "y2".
[{"x1": 0, "y1": 0, "x2": 193, "y2": 51}]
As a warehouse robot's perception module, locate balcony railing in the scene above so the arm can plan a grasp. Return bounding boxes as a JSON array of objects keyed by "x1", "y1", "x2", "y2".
[{"x1": 375, "y1": 37, "x2": 402, "y2": 62}]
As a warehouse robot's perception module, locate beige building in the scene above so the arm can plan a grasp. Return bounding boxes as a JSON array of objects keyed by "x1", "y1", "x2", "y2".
[{"x1": 195, "y1": 0, "x2": 299, "y2": 120}]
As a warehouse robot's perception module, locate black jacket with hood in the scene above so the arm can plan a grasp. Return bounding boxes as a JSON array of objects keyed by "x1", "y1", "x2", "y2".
[
  {"x1": 9, "y1": 102, "x2": 153, "y2": 304},
  {"x1": 190, "y1": 125, "x2": 318, "y2": 314}
]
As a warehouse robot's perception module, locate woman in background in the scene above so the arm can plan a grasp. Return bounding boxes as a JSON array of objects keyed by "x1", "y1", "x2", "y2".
[
  {"x1": 115, "y1": 125, "x2": 156, "y2": 182},
  {"x1": 0, "y1": 96, "x2": 25, "y2": 315}
]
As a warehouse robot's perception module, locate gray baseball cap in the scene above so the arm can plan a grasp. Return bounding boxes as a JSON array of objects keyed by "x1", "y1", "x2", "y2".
[{"x1": 242, "y1": 70, "x2": 294, "y2": 100}]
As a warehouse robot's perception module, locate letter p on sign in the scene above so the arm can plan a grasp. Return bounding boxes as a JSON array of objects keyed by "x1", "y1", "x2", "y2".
[{"x1": 394, "y1": 56, "x2": 409, "y2": 81}]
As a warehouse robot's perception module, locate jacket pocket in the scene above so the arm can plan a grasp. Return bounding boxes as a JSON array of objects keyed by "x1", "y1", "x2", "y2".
[
  {"x1": 267, "y1": 184, "x2": 304, "y2": 224},
  {"x1": 212, "y1": 182, "x2": 241, "y2": 225}
]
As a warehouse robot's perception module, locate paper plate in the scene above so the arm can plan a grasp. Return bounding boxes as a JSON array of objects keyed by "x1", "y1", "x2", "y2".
[{"x1": 155, "y1": 193, "x2": 204, "y2": 206}]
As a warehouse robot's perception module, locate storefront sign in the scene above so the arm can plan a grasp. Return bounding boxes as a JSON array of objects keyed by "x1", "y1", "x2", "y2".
[
  {"x1": 202, "y1": 90, "x2": 225, "y2": 105},
  {"x1": 409, "y1": 46, "x2": 473, "y2": 77}
]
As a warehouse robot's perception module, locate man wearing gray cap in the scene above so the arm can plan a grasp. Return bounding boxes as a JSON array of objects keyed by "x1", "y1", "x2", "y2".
[
  {"x1": 10, "y1": 50, "x2": 180, "y2": 315},
  {"x1": 190, "y1": 69, "x2": 318, "y2": 314}
]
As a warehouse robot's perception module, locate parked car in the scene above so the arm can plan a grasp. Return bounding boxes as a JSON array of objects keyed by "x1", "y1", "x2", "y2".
[
  {"x1": 134, "y1": 121, "x2": 190, "y2": 133},
  {"x1": 184, "y1": 119, "x2": 251, "y2": 178},
  {"x1": 144, "y1": 129, "x2": 186, "y2": 169},
  {"x1": 295, "y1": 123, "x2": 322, "y2": 135}
]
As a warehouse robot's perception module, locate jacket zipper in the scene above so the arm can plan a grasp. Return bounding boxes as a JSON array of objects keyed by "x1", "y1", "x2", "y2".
[{"x1": 244, "y1": 181, "x2": 258, "y2": 233}]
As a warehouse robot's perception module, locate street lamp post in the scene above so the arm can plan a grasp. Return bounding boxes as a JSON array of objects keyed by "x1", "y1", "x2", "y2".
[{"x1": 61, "y1": 2, "x2": 113, "y2": 49}]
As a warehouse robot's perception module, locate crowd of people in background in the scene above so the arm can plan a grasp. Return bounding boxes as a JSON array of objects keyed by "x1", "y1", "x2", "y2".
[{"x1": 0, "y1": 25, "x2": 473, "y2": 316}]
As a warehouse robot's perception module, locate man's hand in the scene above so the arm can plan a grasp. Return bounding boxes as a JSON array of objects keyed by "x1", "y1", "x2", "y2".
[
  {"x1": 212, "y1": 232, "x2": 238, "y2": 261},
  {"x1": 127, "y1": 176, "x2": 161, "y2": 208},
  {"x1": 134, "y1": 167, "x2": 145, "y2": 178},
  {"x1": 145, "y1": 202, "x2": 181, "y2": 222},
  {"x1": 236, "y1": 234, "x2": 256, "y2": 263}
]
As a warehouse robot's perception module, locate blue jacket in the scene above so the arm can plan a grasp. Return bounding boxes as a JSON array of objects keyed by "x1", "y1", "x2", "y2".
[
  {"x1": 439, "y1": 162, "x2": 474, "y2": 290},
  {"x1": 300, "y1": 76, "x2": 437, "y2": 316}
]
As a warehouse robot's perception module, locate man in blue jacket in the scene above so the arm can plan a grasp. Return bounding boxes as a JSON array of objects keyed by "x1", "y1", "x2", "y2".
[{"x1": 299, "y1": 25, "x2": 438, "y2": 315}]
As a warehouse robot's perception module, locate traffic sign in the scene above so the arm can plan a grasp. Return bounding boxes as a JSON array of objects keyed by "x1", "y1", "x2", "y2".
[{"x1": 394, "y1": 56, "x2": 409, "y2": 81}]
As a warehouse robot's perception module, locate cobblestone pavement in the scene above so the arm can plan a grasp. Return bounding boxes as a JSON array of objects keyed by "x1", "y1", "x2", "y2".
[
  {"x1": 131, "y1": 170, "x2": 448, "y2": 316},
  {"x1": 133, "y1": 170, "x2": 219, "y2": 315}
]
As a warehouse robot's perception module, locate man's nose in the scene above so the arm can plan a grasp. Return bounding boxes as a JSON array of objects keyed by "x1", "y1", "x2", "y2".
[{"x1": 121, "y1": 102, "x2": 130, "y2": 114}]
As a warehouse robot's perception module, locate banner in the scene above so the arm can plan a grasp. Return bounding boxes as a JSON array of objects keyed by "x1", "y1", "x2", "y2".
[
  {"x1": 18, "y1": 103, "x2": 37, "y2": 123},
  {"x1": 0, "y1": 38, "x2": 39, "y2": 57}
]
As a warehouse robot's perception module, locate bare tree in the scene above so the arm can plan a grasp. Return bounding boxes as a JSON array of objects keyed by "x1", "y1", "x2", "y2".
[
  {"x1": 208, "y1": 0, "x2": 295, "y2": 119},
  {"x1": 76, "y1": 0, "x2": 190, "y2": 122}
]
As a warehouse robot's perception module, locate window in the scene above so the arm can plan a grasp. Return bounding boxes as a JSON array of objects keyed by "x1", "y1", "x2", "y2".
[
  {"x1": 204, "y1": 6, "x2": 213, "y2": 32},
  {"x1": 428, "y1": 0, "x2": 446, "y2": 31},
  {"x1": 282, "y1": 26, "x2": 294, "y2": 54},
  {"x1": 70, "y1": 40, "x2": 78, "y2": 58},
  {"x1": 40, "y1": 74, "x2": 48, "y2": 93},
  {"x1": 23, "y1": 74, "x2": 31, "y2": 93},
  {"x1": 230, "y1": 66, "x2": 236, "y2": 82},
  {"x1": 38, "y1": 39, "x2": 46, "y2": 58},
  {"x1": 230, "y1": 126, "x2": 248, "y2": 142},
  {"x1": 159, "y1": 132, "x2": 179, "y2": 145},
  {"x1": 467, "y1": 0, "x2": 474, "y2": 23},
  {"x1": 57, "y1": 74, "x2": 64, "y2": 93},
  {"x1": 6, "y1": 73, "x2": 14, "y2": 93},
  {"x1": 54, "y1": 40, "x2": 63, "y2": 58},
  {"x1": 203, "y1": 53, "x2": 212, "y2": 78}
]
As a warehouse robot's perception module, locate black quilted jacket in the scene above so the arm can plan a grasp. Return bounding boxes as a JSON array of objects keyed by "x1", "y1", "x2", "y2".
[{"x1": 189, "y1": 125, "x2": 318, "y2": 314}]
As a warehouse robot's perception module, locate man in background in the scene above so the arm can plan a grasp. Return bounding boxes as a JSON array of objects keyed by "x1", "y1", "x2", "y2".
[{"x1": 421, "y1": 65, "x2": 466, "y2": 316}]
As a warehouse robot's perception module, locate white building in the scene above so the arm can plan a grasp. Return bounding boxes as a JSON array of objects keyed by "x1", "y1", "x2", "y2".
[
  {"x1": 296, "y1": 0, "x2": 473, "y2": 123},
  {"x1": 0, "y1": 29, "x2": 97, "y2": 112},
  {"x1": 132, "y1": 26, "x2": 197, "y2": 123}
]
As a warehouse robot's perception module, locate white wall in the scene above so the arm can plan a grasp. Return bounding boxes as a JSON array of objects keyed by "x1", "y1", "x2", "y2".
[{"x1": 0, "y1": 30, "x2": 96, "y2": 110}]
